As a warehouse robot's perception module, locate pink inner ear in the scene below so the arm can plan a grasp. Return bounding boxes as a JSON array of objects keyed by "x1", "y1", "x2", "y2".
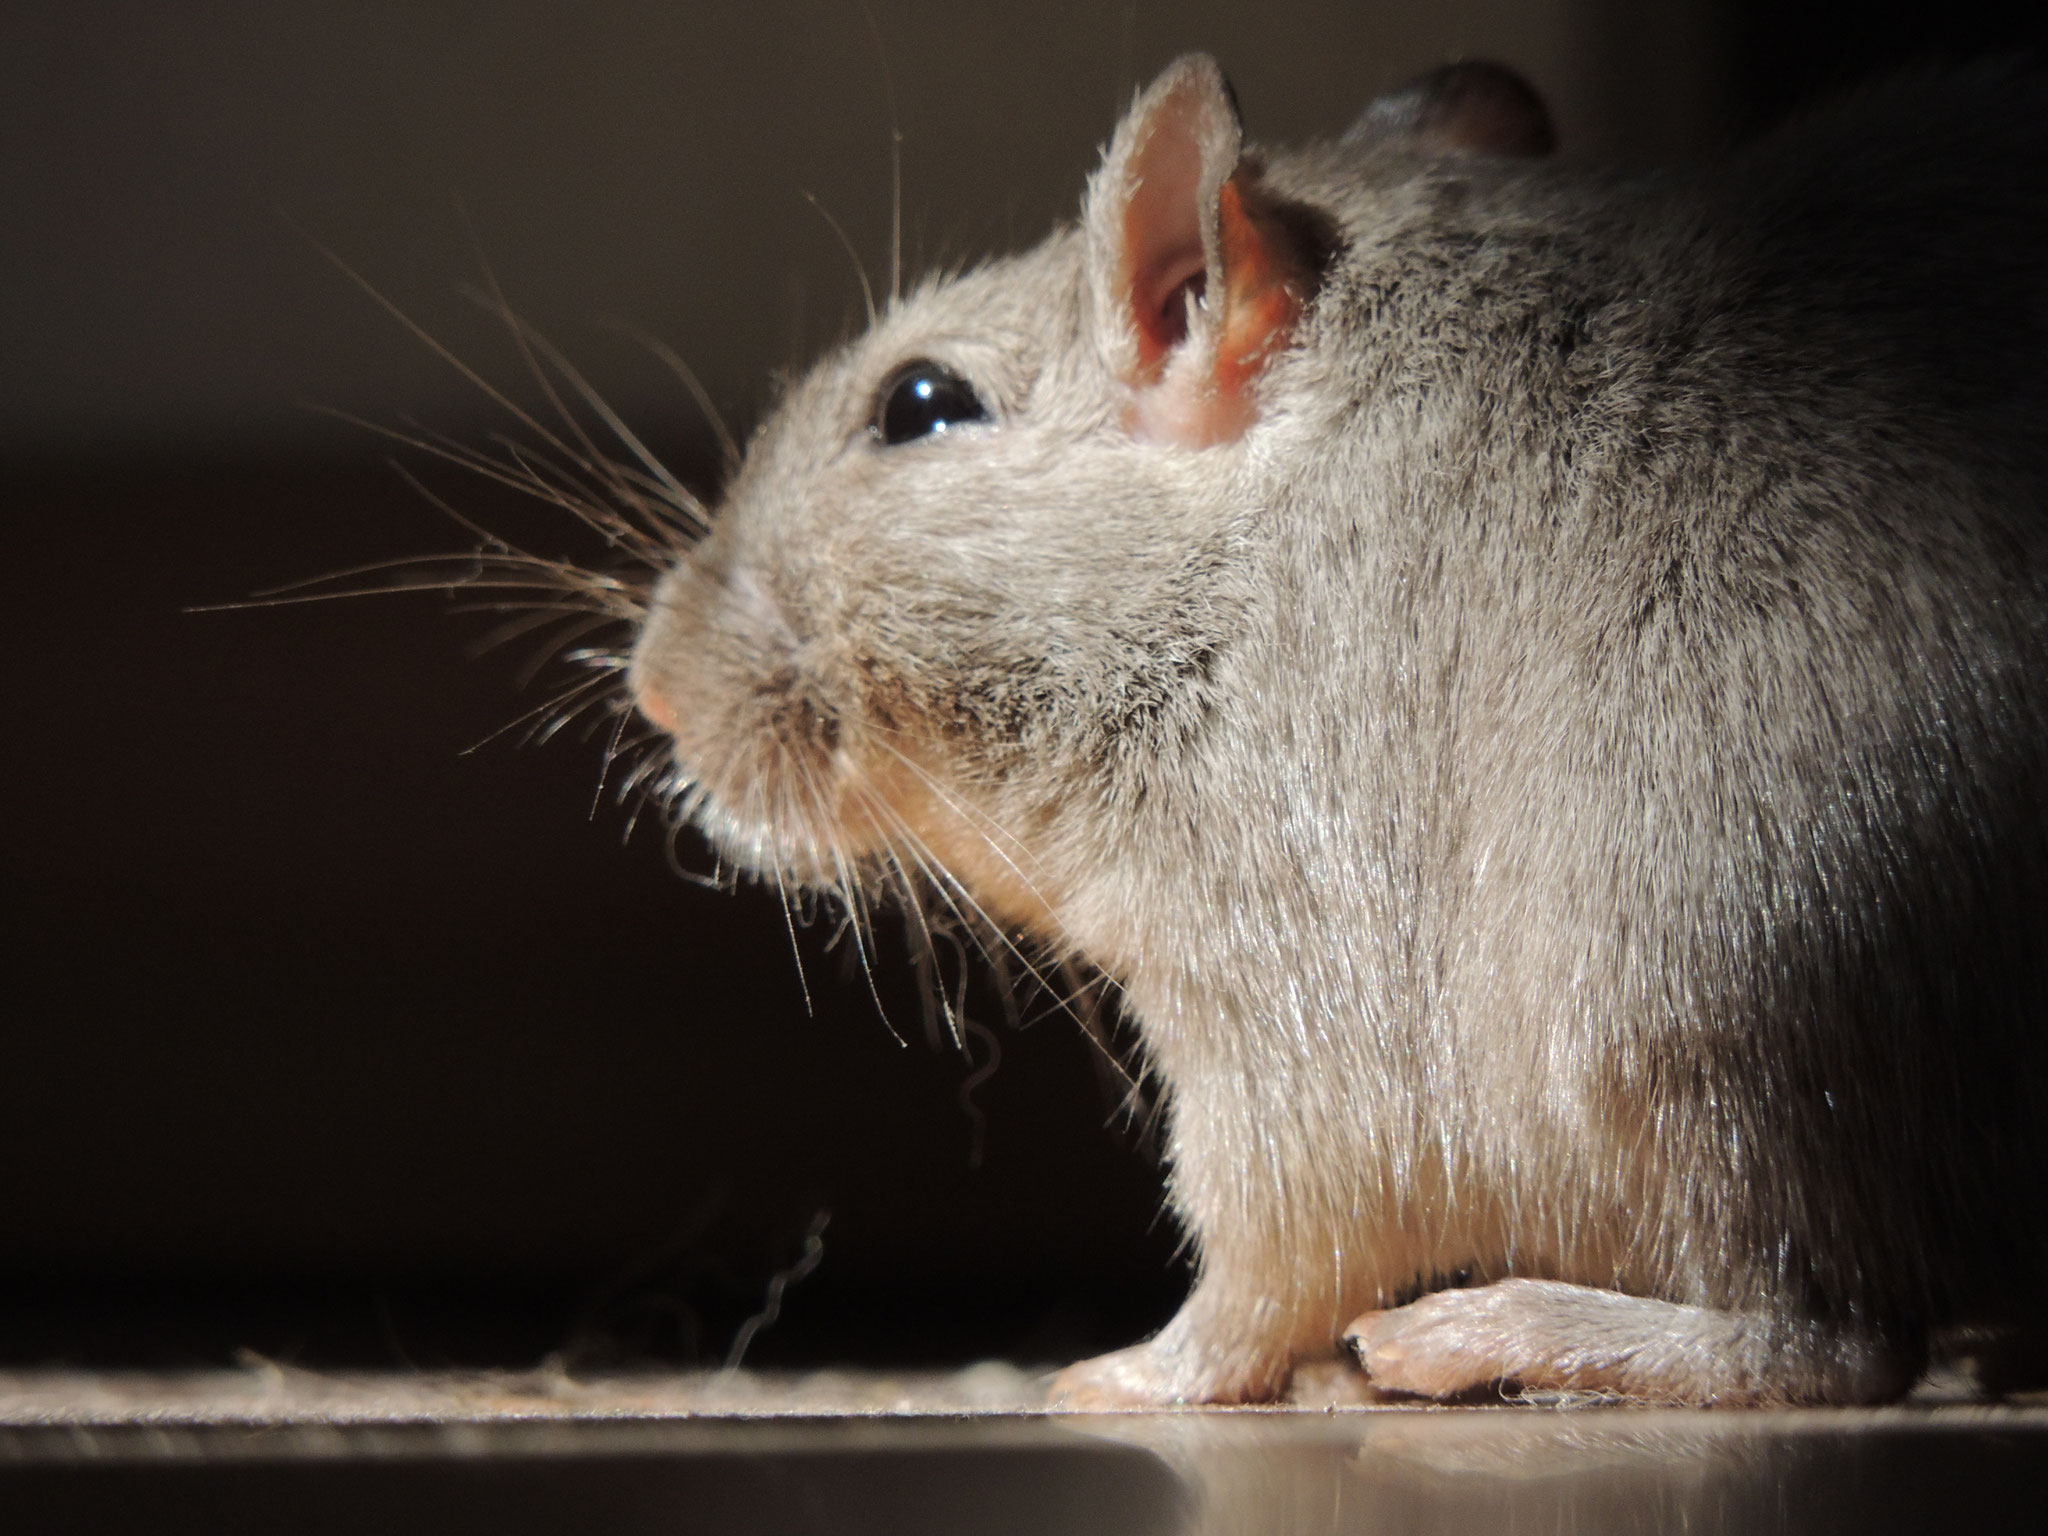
[
  {"x1": 1122, "y1": 109, "x2": 1210, "y2": 377},
  {"x1": 1142, "y1": 262, "x2": 1205, "y2": 356}
]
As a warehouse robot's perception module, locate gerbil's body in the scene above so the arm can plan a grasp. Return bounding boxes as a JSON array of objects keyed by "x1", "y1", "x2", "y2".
[{"x1": 628, "y1": 58, "x2": 2048, "y2": 1404}]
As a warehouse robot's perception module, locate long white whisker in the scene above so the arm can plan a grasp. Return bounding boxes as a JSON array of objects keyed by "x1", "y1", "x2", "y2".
[
  {"x1": 854, "y1": 763, "x2": 1151, "y2": 1096},
  {"x1": 843, "y1": 781, "x2": 958, "y2": 1051},
  {"x1": 589, "y1": 693, "x2": 638, "y2": 817},
  {"x1": 795, "y1": 759, "x2": 908, "y2": 1048},
  {"x1": 527, "y1": 674, "x2": 629, "y2": 748},
  {"x1": 865, "y1": 738, "x2": 1059, "y2": 924},
  {"x1": 459, "y1": 669, "x2": 619, "y2": 755},
  {"x1": 497, "y1": 612, "x2": 623, "y2": 687},
  {"x1": 756, "y1": 770, "x2": 817, "y2": 1020},
  {"x1": 840, "y1": 764, "x2": 1064, "y2": 1006},
  {"x1": 887, "y1": 848, "x2": 957, "y2": 1051},
  {"x1": 374, "y1": 459, "x2": 653, "y2": 618}
]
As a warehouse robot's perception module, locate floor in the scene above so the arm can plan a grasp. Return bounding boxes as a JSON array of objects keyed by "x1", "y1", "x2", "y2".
[{"x1": 3, "y1": 1366, "x2": 2045, "y2": 1534}]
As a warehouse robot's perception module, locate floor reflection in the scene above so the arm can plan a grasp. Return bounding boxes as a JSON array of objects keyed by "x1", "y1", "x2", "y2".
[
  {"x1": 1082, "y1": 1407, "x2": 2048, "y2": 1534},
  {"x1": 3, "y1": 1404, "x2": 2043, "y2": 1534}
]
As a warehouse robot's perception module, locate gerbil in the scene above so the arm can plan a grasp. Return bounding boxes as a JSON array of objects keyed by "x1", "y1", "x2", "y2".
[{"x1": 622, "y1": 56, "x2": 2048, "y2": 1405}]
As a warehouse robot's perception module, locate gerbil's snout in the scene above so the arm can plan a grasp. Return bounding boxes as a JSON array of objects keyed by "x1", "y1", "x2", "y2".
[
  {"x1": 630, "y1": 556, "x2": 796, "y2": 736},
  {"x1": 627, "y1": 551, "x2": 854, "y2": 876},
  {"x1": 630, "y1": 663, "x2": 681, "y2": 736}
]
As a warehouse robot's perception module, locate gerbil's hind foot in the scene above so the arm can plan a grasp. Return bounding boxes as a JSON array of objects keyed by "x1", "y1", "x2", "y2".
[{"x1": 1346, "y1": 1278, "x2": 1915, "y2": 1405}]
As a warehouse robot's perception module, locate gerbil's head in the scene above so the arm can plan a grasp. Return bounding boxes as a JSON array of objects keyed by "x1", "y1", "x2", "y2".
[
  {"x1": 627, "y1": 55, "x2": 1323, "y2": 929},
  {"x1": 625, "y1": 55, "x2": 1549, "y2": 931}
]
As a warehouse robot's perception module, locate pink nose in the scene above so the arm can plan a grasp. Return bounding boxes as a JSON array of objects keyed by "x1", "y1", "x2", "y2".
[{"x1": 634, "y1": 682, "x2": 680, "y2": 735}]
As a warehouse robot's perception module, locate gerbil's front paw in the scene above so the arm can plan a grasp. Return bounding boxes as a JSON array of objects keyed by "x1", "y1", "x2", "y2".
[
  {"x1": 1049, "y1": 1339, "x2": 1289, "y2": 1409},
  {"x1": 1048, "y1": 1344, "x2": 1181, "y2": 1410}
]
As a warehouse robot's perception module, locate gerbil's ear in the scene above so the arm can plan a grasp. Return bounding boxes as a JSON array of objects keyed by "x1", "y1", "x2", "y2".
[
  {"x1": 1346, "y1": 61, "x2": 1557, "y2": 158},
  {"x1": 1084, "y1": 54, "x2": 1313, "y2": 448}
]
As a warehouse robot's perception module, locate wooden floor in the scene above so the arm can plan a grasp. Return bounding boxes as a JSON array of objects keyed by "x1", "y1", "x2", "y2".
[{"x1": 3, "y1": 1366, "x2": 2045, "y2": 1534}]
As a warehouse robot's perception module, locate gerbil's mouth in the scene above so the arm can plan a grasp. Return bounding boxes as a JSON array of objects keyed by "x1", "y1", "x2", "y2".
[
  {"x1": 629, "y1": 614, "x2": 857, "y2": 881},
  {"x1": 628, "y1": 554, "x2": 1062, "y2": 938},
  {"x1": 632, "y1": 655, "x2": 1061, "y2": 938}
]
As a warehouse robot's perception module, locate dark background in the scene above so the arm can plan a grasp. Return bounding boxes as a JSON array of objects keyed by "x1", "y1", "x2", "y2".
[{"x1": 5, "y1": 1, "x2": 2044, "y2": 1374}]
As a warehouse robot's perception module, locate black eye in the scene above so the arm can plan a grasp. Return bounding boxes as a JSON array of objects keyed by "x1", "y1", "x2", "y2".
[{"x1": 870, "y1": 360, "x2": 989, "y2": 446}]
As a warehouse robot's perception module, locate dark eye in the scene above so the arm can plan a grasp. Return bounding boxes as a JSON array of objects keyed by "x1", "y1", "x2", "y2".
[{"x1": 870, "y1": 360, "x2": 989, "y2": 446}]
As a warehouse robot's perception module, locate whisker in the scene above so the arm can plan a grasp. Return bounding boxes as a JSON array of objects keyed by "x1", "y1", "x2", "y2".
[
  {"x1": 606, "y1": 322, "x2": 742, "y2": 474},
  {"x1": 794, "y1": 760, "x2": 908, "y2": 1048},
  {"x1": 661, "y1": 805, "x2": 736, "y2": 891},
  {"x1": 614, "y1": 734, "x2": 681, "y2": 840},
  {"x1": 1046, "y1": 959, "x2": 1153, "y2": 1129},
  {"x1": 459, "y1": 669, "x2": 620, "y2": 755},
  {"x1": 800, "y1": 189, "x2": 877, "y2": 327},
  {"x1": 844, "y1": 782, "x2": 964, "y2": 1050},
  {"x1": 479, "y1": 422, "x2": 652, "y2": 526},
  {"x1": 854, "y1": 762, "x2": 1151, "y2": 1099},
  {"x1": 281, "y1": 212, "x2": 618, "y2": 483},
  {"x1": 856, "y1": 0, "x2": 905, "y2": 307},
  {"x1": 364, "y1": 458, "x2": 651, "y2": 615},
  {"x1": 383, "y1": 454, "x2": 524, "y2": 550},
  {"x1": 464, "y1": 606, "x2": 607, "y2": 664},
  {"x1": 200, "y1": 566, "x2": 635, "y2": 616},
  {"x1": 455, "y1": 251, "x2": 657, "y2": 537},
  {"x1": 759, "y1": 774, "x2": 817, "y2": 1020},
  {"x1": 472, "y1": 298, "x2": 711, "y2": 544},
  {"x1": 866, "y1": 737, "x2": 1051, "y2": 912},
  {"x1": 846, "y1": 775, "x2": 1147, "y2": 1143},
  {"x1": 457, "y1": 608, "x2": 631, "y2": 658},
  {"x1": 883, "y1": 844, "x2": 956, "y2": 1052},
  {"x1": 590, "y1": 691, "x2": 638, "y2": 816},
  {"x1": 484, "y1": 433, "x2": 675, "y2": 567},
  {"x1": 306, "y1": 404, "x2": 662, "y2": 565},
  {"x1": 501, "y1": 613, "x2": 623, "y2": 688},
  {"x1": 527, "y1": 676, "x2": 628, "y2": 748},
  {"x1": 445, "y1": 575, "x2": 638, "y2": 610},
  {"x1": 842, "y1": 766, "x2": 1065, "y2": 1008}
]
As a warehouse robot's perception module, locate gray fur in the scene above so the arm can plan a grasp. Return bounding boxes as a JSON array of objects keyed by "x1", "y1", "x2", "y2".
[{"x1": 629, "y1": 56, "x2": 2048, "y2": 1405}]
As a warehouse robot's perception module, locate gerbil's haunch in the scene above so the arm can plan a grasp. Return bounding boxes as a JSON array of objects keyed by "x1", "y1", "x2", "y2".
[{"x1": 622, "y1": 56, "x2": 2048, "y2": 1405}]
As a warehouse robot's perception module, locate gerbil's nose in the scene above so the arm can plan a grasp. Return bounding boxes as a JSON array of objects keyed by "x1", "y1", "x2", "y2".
[{"x1": 633, "y1": 680, "x2": 680, "y2": 736}]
